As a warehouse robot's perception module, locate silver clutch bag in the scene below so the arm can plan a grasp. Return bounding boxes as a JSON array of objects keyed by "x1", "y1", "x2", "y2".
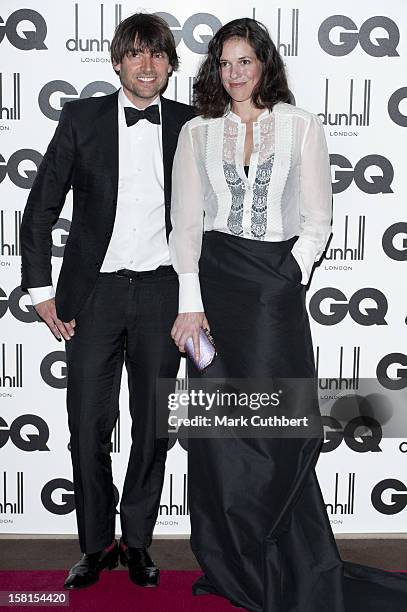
[{"x1": 184, "y1": 328, "x2": 216, "y2": 371}]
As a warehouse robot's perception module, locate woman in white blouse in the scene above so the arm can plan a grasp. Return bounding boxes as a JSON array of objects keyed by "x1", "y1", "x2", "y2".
[{"x1": 169, "y1": 17, "x2": 407, "y2": 612}]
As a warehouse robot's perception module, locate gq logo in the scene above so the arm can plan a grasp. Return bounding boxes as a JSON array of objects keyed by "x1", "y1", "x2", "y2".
[
  {"x1": 309, "y1": 288, "x2": 388, "y2": 326},
  {"x1": 371, "y1": 479, "x2": 407, "y2": 515},
  {"x1": 0, "y1": 9, "x2": 47, "y2": 50},
  {"x1": 0, "y1": 150, "x2": 42, "y2": 189},
  {"x1": 38, "y1": 81, "x2": 117, "y2": 121},
  {"x1": 155, "y1": 12, "x2": 222, "y2": 53},
  {"x1": 318, "y1": 15, "x2": 399, "y2": 57},
  {"x1": 321, "y1": 416, "x2": 382, "y2": 453},
  {"x1": 41, "y1": 478, "x2": 75, "y2": 515},
  {"x1": 382, "y1": 222, "x2": 407, "y2": 261},
  {"x1": 388, "y1": 87, "x2": 407, "y2": 127},
  {"x1": 376, "y1": 353, "x2": 407, "y2": 391},
  {"x1": 330, "y1": 154, "x2": 394, "y2": 194},
  {"x1": 52, "y1": 219, "x2": 71, "y2": 258},
  {"x1": 0, "y1": 287, "x2": 41, "y2": 323},
  {"x1": 40, "y1": 351, "x2": 67, "y2": 389},
  {"x1": 0, "y1": 415, "x2": 49, "y2": 451},
  {"x1": 41, "y1": 478, "x2": 119, "y2": 514}
]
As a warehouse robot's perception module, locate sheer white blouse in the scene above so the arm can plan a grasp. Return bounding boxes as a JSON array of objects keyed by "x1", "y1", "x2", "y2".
[{"x1": 168, "y1": 102, "x2": 332, "y2": 313}]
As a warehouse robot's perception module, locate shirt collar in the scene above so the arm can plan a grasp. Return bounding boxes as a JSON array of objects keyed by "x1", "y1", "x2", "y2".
[
  {"x1": 118, "y1": 87, "x2": 161, "y2": 114},
  {"x1": 225, "y1": 105, "x2": 272, "y2": 123}
]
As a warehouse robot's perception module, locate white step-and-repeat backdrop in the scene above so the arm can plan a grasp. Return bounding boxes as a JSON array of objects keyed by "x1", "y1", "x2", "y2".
[{"x1": 1, "y1": 0, "x2": 406, "y2": 536}]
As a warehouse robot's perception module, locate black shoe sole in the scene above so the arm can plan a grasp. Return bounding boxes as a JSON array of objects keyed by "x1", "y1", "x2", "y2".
[{"x1": 64, "y1": 576, "x2": 100, "y2": 590}]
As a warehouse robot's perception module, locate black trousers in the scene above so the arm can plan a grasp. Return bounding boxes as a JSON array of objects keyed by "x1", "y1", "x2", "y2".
[{"x1": 65, "y1": 267, "x2": 180, "y2": 554}]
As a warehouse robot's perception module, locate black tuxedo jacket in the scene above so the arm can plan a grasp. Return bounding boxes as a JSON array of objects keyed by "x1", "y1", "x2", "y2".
[{"x1": 20, "y1": 91, "x2": 195, "y2": 321}]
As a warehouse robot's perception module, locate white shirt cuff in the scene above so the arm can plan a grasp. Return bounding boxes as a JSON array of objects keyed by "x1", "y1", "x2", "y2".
[
  {"x1": 291, "y1": 245, "x2": 312, "y2": 285},
  {"x1": 178, "y1": 273, "x2": 204, "y2": 313},
  {"x1": 28, "y1": 286, "x2": 55, "y2": 306}
]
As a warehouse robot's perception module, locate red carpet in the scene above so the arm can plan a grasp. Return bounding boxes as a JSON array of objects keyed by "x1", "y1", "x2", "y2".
[
  {"x1": 1, "y1": 570, "x2": 406, "y2": 611},
  {"x1": 0, "y1": 571, "x2": 235, "y2": 611}
]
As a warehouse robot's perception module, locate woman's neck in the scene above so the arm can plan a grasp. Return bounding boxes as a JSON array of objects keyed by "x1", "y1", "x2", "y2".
[{"x1": 231, "y1": 99, "x2": 265, "y2": 123}]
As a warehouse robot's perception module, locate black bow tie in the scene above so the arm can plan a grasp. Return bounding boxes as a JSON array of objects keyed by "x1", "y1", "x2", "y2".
[{"x1": 124, "y1": 105, "x2": 160, "y2": 127}]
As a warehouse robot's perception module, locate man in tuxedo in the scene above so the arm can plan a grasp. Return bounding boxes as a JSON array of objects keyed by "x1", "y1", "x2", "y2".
[{"x1": 20, "y1": 13, "x2": 194, "y2": 590}]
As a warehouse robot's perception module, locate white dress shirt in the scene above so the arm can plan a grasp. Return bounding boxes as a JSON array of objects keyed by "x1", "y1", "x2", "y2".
[
  {"x1": 169, "y1": 102, "x2": 333, "y2": 313},
  {"x1": 28, "y1": 87, "x2": 170, "y2": 307}
]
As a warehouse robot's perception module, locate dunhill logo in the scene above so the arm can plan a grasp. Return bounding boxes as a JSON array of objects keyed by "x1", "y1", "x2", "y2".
[
  {"x1": 0, "y1": 472, "x2": 24, "y2": 514},
  {"x1": 159, "y1": 473, "x2": 189, "y2": 516},
  {"x1": 316, "y1": 346, "x2": 360, "y2": 391},
  {"x1": 0, "y1": 343, "x2": 23, "y2": 388},
  {"x1": 0, "y1": 73, "x2": 20, "y2": 120},
  {"x1": 187, "y1": 77, "x2": 194, "y2": 106},
  {"x1": 175, "y1": 374, "x2": 188, "y2": 392},
  {"x1": 325, "y1": 216, "x2": 365, "y2": 262},
  {"x1": 276, "y1": 8, "x2": 299, "y2": 57},
  {"x1": 325, "y1": 473, "x2": 355, "y2": 515},
  {"x1": 0, "y1": 210, "x2": 21, "y2": 256},
  {"x1": 318, "y1": 79, "x2": 371, "y2": 127},
  {"x1": 66, "y1": 3, "x2": 122, "y2": 52}
]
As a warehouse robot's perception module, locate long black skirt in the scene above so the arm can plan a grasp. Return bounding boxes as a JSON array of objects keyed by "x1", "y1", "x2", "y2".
[{"x1": 187, "y1": 230, "x2": 407, "y2": 612}]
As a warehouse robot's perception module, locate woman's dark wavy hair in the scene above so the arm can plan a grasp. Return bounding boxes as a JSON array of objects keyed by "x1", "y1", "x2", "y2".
[
  {"x1": 194, "y1": 18, "x2": 290, "y2": 117},
  {"x1": 111, "y1": 13, "x2": 179, "y2": 74}
]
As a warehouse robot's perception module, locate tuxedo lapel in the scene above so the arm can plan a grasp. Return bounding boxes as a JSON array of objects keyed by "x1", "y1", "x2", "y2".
[
  {"x1": 93, "y1": 90, "x2": 119, "y2": 198},
  {"x1": 161, "y1": 96, "x2": 180, "y2": 208}
]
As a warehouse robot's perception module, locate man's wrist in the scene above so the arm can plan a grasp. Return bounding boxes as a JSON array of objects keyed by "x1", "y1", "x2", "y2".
[{"x1": 27, "y1": 286, "x2": 55, "y2": 306}]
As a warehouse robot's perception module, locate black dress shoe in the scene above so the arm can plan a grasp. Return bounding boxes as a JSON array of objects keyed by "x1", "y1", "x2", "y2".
[
  {"x1": 119, "y1": 543, "x2": 159, "y2": 587},
  {"x1": 64, "y1": 541, "x2": 119, "y2": 589}
]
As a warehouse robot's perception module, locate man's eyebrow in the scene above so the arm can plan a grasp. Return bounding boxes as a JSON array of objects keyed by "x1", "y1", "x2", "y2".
[{"x1": 129, "y1": 46, "x2": 166, "y2": 54}]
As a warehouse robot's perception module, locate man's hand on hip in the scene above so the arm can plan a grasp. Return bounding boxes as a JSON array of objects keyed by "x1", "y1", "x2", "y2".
[{"x1": 35, "y1": 298, "x2": 76, "y2": 341}]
